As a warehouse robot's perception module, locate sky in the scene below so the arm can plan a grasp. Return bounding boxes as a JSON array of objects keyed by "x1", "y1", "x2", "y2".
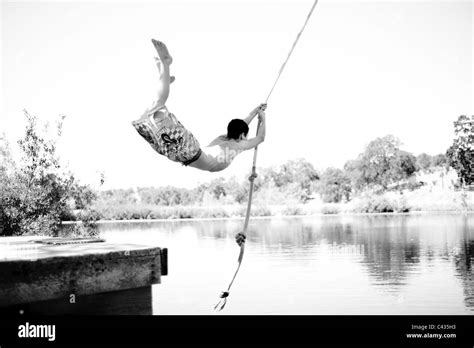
[{"x1": 1, "y1": 0, "x2": 472, "y2": 190}]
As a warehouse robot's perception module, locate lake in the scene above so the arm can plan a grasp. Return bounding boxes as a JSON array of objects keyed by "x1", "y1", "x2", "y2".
[{"x1": 96, "y1": 213, "x2": 474, "y2": 315}]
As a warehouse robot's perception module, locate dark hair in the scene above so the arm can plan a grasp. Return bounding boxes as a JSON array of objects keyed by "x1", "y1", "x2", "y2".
[{"x1": 227, "y1": 119, "x2": 249, "y2": 140}]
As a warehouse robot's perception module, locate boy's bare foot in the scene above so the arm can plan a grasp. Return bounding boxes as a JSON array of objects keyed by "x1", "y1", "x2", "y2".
[{"x1": 151, "y1": 39, "x2": 173, "y2": 65}]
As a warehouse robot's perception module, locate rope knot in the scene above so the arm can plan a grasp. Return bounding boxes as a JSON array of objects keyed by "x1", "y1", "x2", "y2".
[
  {"x1": 248, "y1": 173, "x2": 258, "y2": 182},
  {"x1": 220, "y1": 291, "x2": 230, "y2": 298},
  {"x1": 214, "y1": 291, "x2": 230, "y2": 311}
]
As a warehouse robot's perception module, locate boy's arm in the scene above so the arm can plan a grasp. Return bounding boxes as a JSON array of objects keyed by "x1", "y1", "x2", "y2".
[
  {"x1": 243, "y1": 103, "x2": 267, "y2": 125},
  {"x1": 235, "y1": 113, "x2": 266, "y2": 151}
]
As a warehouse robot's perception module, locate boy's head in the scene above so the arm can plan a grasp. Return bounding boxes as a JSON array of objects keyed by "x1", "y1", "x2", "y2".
[{"x1": 227, "y1": 119, "x2": 249, "y2": 140}]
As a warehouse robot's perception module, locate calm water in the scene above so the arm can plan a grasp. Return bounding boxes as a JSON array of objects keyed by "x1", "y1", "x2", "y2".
[{"x1": 96, "y1": 213, "x2": 474, "y2": 315}]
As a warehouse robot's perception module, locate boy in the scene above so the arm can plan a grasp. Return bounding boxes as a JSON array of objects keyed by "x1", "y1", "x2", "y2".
[{"x1": 132, "y1": 39, "x2": 266, "y2": 172}]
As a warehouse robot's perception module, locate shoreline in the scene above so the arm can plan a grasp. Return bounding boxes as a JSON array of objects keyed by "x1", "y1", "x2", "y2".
[
  {"x1": 60, "y1": 209, "x2": 474, "y2": 225},
  {"x1": 85, "y1": 187, "x2": 474, "y2": 223}
]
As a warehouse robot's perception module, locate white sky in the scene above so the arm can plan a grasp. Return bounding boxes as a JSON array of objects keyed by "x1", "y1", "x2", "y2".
[{"x1": 1, "y1": 0, "x2": 472, "y2": 190}]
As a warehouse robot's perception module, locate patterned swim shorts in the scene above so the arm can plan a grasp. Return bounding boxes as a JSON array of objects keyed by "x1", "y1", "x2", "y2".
[{"x1": 132, "y1": 110, "x2": 201, "y2": 166}]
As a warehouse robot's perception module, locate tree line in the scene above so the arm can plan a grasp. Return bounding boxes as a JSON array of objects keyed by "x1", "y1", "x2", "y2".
[
  {"x1": 1, "y1": 112, "x2": 472, "y2": 236},
  {"x1": 96, "y1": 135, "x2": 449, "y2": 208}
]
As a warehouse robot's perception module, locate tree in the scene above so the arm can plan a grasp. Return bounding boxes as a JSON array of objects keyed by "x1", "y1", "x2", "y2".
[
  {"x1": 0, "y1": 111, "x2": 97, "y2": 236},
  {"x1": 222, "y1": 176, "x2": 248, "y2": 204},
  {"x1": 343, "y1": 159, "x2": 365, "y2": 191},
  {"x1": 446, "y1": 115, "x2": 474, "y2": 186},
  {"x1": 207, "y1": 177, "x2": 228, "y2": 200},
  {"x1": 260, "y1": 158, "x2": 319, "y2": 201},
  {"x1": 0, "y1": 135, "x2": 15, "y2": 175},
  {"x1": 344, "y1": 135, "x2": 417, "y2": 190},
  {"x1": 416, "y1": 153, "x2": 432, "y2": 172},
  {"x1": 317, "y1": 167, "x2": 352, "y2": 203},
  {"x1": 415, "y1": 153, "x2": 447, "y2": 173},
  {"x1": 431, "y1": 153, "x2": 447, "y2": 168},
  {"x1": 393, "y1": 151, "x2": 417, "y2": 180}
]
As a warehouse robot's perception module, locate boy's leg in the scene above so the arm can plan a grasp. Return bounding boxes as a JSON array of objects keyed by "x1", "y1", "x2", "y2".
[{"x1": 151, "y1": 39, "x2": 173, "y2": 108}]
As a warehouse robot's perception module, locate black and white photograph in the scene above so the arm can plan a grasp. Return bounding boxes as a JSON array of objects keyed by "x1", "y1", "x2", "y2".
[{"x1": 1, "y1": 0, "x2": 473, "y2": 346}]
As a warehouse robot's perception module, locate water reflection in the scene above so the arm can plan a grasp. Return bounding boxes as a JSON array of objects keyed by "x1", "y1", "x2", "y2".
[
  {"x1": 454, "y1": 216, "x2": 474, "y2": 310},
  {"x1": 95, "y1": 213, "x2": 474, "y2": 314}
]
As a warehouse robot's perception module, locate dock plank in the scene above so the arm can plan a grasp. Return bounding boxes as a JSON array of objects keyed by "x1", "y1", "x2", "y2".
[{"x1": 0, "y1": 236, "x2": 167, "y2": 311}]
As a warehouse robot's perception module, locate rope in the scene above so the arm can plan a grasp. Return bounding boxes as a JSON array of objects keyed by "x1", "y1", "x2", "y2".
[
  {"x1": 214, "y1": 0, "x2": 319, "y2": 312},
  {"x1": 214, "y1": 121, "x2": 260, "y2": 312},
  {"x1": 265, "y1": 0, "x2": 319, "y2": 104}
]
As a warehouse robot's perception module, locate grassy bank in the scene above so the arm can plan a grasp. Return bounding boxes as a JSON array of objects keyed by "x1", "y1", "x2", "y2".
[{"x1": 82, "y1": 188, "x2": 474, "y2": 222}]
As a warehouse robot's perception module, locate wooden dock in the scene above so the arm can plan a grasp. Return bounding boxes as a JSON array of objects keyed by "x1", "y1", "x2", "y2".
[{"x1": 0, "y1": 236, "x2": 167, "y2": 315}]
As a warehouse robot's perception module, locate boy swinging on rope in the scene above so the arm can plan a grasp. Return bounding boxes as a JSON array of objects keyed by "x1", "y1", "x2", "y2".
[{"x1": 132, "y1": 39, "x2": 267, "y2": 173}]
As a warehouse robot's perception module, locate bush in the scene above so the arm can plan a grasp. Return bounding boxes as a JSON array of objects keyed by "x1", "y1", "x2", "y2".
[
  {"x1": 393, "y1": 195, "x2": 410, "y2": 213},
  {"x1": 351, "y1": 193, "x2": 412, "y2": 214},
  {"x1": 0, "y1": 111, "x2": 98, "y2": 236},
  {"x1": 197, "y1": 207, "x2": 230, "y2": 219},
  {"x1": 147, "y1": 207, "x2": 175, "y2": 220},
  {"x1": 252, "y1": 206, "x2": 273, "y2": 217},
  {"x1": 321, "y1": 204, "x2": 341, "y2": 215},
  {"x1": 353, "y1": 194, "x2": 395, "y2": 213},
  {"x1": 90, "y1": 203, "x2": 234, "y2": 221},
  {"x1": 63, "y1": 209, "x2": 101, "y2": 238},
  {"x1": 282, "y1": 205, "x2": 304, "y2": 216},
  {"x1": 236, "y1": 205, "x2": 273, "y2": 217}
]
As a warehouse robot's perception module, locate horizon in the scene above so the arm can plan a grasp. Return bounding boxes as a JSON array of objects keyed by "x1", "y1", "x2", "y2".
[{"x1": 2, "y1": 0, "x2": 472, "y2": 190}]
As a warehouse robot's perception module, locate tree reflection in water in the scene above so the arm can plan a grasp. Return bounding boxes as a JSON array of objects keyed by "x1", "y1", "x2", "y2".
[{"x1": 94, "y1": 213, "x2": 474, "y2": 313}]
